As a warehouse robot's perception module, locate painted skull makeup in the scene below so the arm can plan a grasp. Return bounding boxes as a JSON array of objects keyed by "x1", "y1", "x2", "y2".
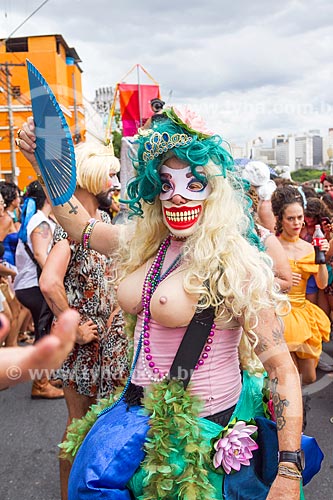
[{"x1": 159, "y1": 165, "x2": 211, "y2": 201}]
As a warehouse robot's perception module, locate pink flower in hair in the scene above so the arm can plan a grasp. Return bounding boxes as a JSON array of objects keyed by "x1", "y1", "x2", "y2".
[{"x1": 170, "y1": 106, "x2": 214, "y2": 138}]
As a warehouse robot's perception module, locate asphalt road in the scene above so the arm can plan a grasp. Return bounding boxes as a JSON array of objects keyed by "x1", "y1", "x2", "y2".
[{"x1": 1, "y1": 343, "x2": 332, "y2": 500}]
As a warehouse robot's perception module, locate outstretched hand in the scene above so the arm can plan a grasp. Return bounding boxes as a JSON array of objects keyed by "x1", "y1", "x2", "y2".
[{"x1": 0, "y1": 309, "x2": 79, "y2": 389}]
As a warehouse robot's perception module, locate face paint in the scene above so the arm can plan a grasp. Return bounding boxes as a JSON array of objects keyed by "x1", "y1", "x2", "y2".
[
  {"x1": 159, "y1": 165, "x2": 211, "y2": 201},
  {"x1": 110, "y1": 174, "x2": 119, "y2": 188},
  {"x1": 106, "y1": 178, "x2": 113, "y2": 189}
]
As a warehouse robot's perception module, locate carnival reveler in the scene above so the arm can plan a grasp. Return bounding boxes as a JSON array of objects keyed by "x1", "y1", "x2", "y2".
[{"x1": 18, "y1": 107, "x2": 312, "y2": 500}]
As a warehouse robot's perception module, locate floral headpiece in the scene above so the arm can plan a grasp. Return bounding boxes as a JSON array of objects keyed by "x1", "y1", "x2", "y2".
[
  {"x1": 320, "y1": 172, "x2": 327, "y2": 183},
  {"x1": 164, "y1": 106, "x2": 215, "y2": 139}
]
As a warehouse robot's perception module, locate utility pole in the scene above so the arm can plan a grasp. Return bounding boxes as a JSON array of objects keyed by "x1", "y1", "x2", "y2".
[
  {"x1": 0, "y1": 62, "x2": 25, "y2": 183},
  {"x1": 72, "y1": 72, "x2": 81, "y2": 144},
  {"x1": 5, "y1": 62, "x2": 17, "y2": 183}
]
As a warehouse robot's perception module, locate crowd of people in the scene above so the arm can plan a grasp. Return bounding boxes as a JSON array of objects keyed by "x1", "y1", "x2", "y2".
[{"x1": 1, "y1": 106, "x2": 332, "y2": 499}]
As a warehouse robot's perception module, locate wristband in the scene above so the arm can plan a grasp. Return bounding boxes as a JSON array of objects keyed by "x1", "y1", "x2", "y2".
[{"x1": 81, "y1": 218, "x2": 100, "y2": 249}]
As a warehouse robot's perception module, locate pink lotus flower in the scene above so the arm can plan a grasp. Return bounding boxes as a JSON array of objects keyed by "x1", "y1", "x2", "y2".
[
  {"x1": 172, "y1": 106, "x2": 214, "y2": 137},
  {"x1": 212, "y1": 420, "x2": 258, "y2": 474}
]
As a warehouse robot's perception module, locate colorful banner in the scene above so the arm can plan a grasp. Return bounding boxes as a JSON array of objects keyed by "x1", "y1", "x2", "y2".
[{"x1": 118, "y1": 83, "x2": 160, "y2": 136}]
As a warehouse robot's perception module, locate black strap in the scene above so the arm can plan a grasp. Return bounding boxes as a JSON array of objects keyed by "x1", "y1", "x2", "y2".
[
  {"x1": 23, "y1": 242, "x2": 54, "y2": 336},
  {"x1": 24, "y1": 242, "x2": 42, "y2": 278},
  {"x1": 169, "y1": 306, "x2": 215, "y2": 389}
]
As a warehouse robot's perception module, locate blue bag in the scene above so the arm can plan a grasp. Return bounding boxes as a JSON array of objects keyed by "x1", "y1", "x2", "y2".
[{"x1": 68, "y1": 374, "x2": 323, "y2": 499}]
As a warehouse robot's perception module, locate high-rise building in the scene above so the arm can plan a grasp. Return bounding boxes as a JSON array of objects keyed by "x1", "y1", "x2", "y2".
[
  {"x1": 295, "y1": 135, "x2": 313, "y2": 168},
  {"x1": 322, "y1": 128, "x2": 333, "y2": 167},
  {"x1": 246, "y1": 137, "x2": 276, "y2": 165},
  {"x1": 0, "y1": 34, "x2": 84, "y2": 188},
  {"x1": 275, "y1": 131, "x2": 323, "y2": 170},
  {"x1": 312, "y1": 134, "x2": 323, "y2": 166},
  {"x1": 275, "y1": 135, "x2": 296, "y2": 170}
]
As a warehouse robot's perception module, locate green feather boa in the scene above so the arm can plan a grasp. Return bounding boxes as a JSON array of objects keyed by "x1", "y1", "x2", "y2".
[{"x1": 137, "y1": 379, "x2": 217, "y2": 500}]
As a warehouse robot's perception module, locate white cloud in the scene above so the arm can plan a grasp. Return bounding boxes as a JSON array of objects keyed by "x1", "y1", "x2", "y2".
[{"x1": 1, "y1": 0, "x2": 333, "y2": 146}]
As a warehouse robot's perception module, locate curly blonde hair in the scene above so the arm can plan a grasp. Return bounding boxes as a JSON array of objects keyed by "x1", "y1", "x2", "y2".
[{"x1": 116, "y1": 159, "x2": 287, "y2": 337}]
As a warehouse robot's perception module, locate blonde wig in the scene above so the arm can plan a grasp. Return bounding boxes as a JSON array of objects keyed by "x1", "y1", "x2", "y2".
[
  {"x1": 115, "y1": 110, "x2": 288, "y2": 364},
  {"x1": 117, "y1": 159, "x2": 287, "y2": 338},
  {"x1": 75, "y1": 142, "x2": 120, "y2": 196}
]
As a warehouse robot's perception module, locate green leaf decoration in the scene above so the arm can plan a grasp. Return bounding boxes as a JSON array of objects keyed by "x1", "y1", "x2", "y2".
[{"x1": 140, "y1": 379, "x2": 217, "y2": 499}]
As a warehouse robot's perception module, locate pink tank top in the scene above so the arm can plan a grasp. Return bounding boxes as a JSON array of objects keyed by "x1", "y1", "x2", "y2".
[{"x1": 132, "y1": 314, "x2": 242, "y2": 417}]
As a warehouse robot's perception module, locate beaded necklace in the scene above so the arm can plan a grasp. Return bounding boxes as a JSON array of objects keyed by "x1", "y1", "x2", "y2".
[{"x1": 140, "y1": 235, "x2": 216, "y2": 383}]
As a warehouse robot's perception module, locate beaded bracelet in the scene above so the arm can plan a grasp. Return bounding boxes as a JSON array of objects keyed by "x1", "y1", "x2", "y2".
[
  {"x1": 277, "y1": 464, "x2": 302, "y2": 481},
  {"x1": 81, "y1": 218, "x2": 100, "y2": 249}
]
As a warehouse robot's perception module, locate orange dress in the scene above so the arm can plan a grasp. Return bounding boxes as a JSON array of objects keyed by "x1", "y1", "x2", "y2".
[{"x1": 283, "y1": 251, "x2": 330, "y2": 361}]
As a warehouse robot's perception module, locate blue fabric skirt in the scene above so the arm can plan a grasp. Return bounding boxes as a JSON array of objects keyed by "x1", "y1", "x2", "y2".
[{"x1": 68, "y1": 373, "x2": 320, "y2": 499}]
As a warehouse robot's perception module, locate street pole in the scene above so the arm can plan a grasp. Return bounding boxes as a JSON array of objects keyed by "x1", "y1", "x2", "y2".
[
  {"x1": 72, "y1": 72, "x2": 80, "y2": 143},
  {"x1": 0, "y1": 62, "x2": 25, "y2": 184},
  {"x1": 5, "y1": 62, "x2": 17, "y2": 183}
]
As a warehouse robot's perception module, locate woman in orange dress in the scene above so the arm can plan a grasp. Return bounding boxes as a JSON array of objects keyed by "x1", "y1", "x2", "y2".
[{"x1": 271, "y1": 185, "x2": 331, "y2": 384}]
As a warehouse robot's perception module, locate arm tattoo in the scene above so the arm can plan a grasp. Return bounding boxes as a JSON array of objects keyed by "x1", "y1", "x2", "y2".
[
  {"x1": 256, "y1": 335, "x2": 270, "y2": 353},
  {"x1": 270, "y1": 377, "x2": 289, "y2": 431},
  {"x1": 35, "y1": 221, "x2": 51, "y2": 239},
  {"x1": 272, "y1": 318, "x2": 285, "y2": 344},
  {"x1": 256, "y1": 316, "x2": 285, "y2": 353}
]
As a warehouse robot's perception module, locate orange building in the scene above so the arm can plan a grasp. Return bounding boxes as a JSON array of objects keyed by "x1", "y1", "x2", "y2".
[{"x1": 0, "y1": 34, "x2": 85, "y2": 190}]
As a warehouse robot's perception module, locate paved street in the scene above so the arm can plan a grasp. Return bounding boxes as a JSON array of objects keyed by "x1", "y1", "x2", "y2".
[{"x1": 1, "y1": 342, "x2": 332, "y2": 500}]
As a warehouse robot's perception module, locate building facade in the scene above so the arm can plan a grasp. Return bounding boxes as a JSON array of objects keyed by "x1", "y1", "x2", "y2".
[{"x1": 0, "y1": 34, "x2": 84, "y2": 189}]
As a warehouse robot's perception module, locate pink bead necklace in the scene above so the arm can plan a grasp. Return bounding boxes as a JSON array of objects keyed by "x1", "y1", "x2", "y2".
[
  {"x1": 140, "y1": 235, "x2": 215, "y2": 383},
  {"x1": 194, "y1": 324, "x2": 216, "y2": 370}
]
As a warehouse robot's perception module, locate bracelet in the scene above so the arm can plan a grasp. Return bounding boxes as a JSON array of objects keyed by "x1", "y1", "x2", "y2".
[
  {"x1": 277, "y1": 464, "x2": 302, "y2": 481},
  {"x1": 81, "y1": 218, "x2": 100, "y2": 249},
  {"x1": 36, "y1": 173, "x2": 45, "y2": 186}
]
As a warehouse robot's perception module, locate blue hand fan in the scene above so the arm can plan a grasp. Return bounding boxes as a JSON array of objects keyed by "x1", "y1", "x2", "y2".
[{"x1": 26, "y1": 59, "x2": 77, "y2": 211}]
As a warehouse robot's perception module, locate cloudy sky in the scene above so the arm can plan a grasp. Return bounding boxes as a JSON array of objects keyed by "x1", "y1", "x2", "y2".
[{"x1": 1, "y1": 0, "x2": 333, "y2": 147}]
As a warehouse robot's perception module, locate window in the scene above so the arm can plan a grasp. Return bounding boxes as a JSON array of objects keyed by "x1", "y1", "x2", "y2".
[{"x1": 6, "y1": 37, "x2": 28, "y2": 52}]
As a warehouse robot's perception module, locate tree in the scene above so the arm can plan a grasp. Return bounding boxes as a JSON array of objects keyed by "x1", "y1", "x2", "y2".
[
  {"x1": 112, "y1": 130, "x2": 122, "y2": 158},
  {"x1": 111, "y1": 110, "x2": 122, "y2": 158},
  {"x1": 291, "y1": 168, "x2": 325, "y2": 184}
]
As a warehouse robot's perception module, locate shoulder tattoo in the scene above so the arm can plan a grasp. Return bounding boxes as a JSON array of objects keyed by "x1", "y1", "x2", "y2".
[{"x1": 35, "y1": 221, "x2": 52, "y2": 239}]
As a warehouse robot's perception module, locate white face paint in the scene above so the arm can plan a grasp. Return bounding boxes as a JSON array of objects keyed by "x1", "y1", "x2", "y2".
[
  {"x1": 159, "y1": 164, "x2": 211, "y2": 238},
  {"x1": 159, "y1": 165, "x2": 211, "y2": 201}
]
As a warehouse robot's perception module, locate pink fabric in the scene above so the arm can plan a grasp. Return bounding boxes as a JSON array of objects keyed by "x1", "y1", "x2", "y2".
[{"x1": 132, "y1": 314, "x2": 242, "y2": 417}]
